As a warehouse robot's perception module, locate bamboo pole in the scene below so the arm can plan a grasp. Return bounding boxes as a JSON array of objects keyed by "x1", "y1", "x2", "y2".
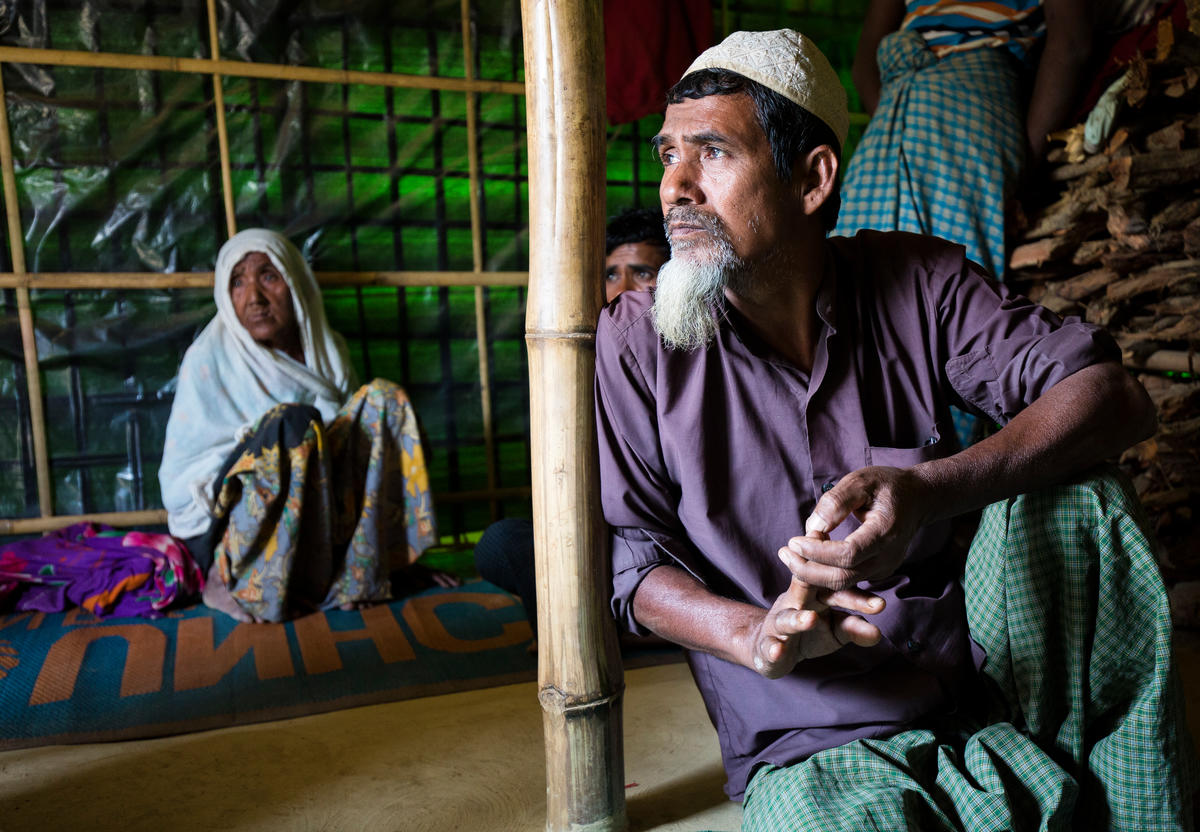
[
  {"x1": 520, "y1": 1, "x2": 626, "y2": 830},
  {"x1": 0, "y1": 270, "x2": 528, "y2": 289},
  {"x1": 205, "y1": 0, "x2": 238, "y2": 239},
  {"x1": 1124, "y1": 348, "x2": 1197, "y2": 375},
  {"x1": 315, "y1": 270, "x2": 527, "y2": 288},
  {"x1": 0, "y1": 66, "x2": 54, "y2": 517},
  {"x1": 0, "y1": 46, "x2": 525, "y2": 96},
  {"x1": 0, "y1": 486, "x2": 533, "y2": 535},
  {"x1": 0, "y1": 510, "x2": 168, "y2": 536},
  {"x1": 460, "y1": 0, "x2": 501, "y2": 523}
]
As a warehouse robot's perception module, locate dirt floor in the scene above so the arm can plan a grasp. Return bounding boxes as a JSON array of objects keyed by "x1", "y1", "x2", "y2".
[
  {"x1": 0, "y1": 661, "x2": 741, "y2": 832},
  {"x1": 3, "y1": 633, "x2": 1200, "y2": 832}
]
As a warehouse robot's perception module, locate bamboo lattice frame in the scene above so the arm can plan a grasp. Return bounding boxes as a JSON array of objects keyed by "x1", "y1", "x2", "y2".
[{"x1": 0, "y1": 3, "x2": 530, "y2": 535}]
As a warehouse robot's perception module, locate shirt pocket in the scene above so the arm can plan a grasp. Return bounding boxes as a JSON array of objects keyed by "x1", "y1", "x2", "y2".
[{"x1": 865, "y1": 429, "x2": 954, "y2": 468}]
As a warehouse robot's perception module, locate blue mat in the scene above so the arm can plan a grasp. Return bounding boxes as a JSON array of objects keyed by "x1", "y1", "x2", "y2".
[{"x1": 0, "y1": 580, "x2": 539, "y2": 749}]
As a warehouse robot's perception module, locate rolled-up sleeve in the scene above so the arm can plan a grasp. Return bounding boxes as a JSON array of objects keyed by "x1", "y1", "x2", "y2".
[
  {"x1": 595, "y1": 306, "x2": 709, "y2": 634},
  {"x1": 930, "y1": 248, "x2": 1120, "y2": 424}
]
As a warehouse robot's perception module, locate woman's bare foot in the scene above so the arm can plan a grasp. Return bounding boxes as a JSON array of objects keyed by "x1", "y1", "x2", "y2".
[
  {"x1": 202, "y1": 561, "x2": 259, "y2": 623},
  {"x1": 339, "y1": 600, "x2": 375, "y2": 611}
]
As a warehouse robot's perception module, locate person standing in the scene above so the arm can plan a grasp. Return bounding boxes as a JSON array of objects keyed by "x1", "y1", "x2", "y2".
[{"x1": 835, "y1": 0, "x2": 1095, "y2": 280}]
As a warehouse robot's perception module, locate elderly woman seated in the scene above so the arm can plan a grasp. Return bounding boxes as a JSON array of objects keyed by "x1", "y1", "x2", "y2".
[{"x1": 160, "y1": 229, "x2": 443, "y2": 623}]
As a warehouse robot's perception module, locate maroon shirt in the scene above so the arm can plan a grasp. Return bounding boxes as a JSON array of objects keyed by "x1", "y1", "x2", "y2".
[{"x1": 595, "y1": 231, "x2": 1118, "y2": 800}]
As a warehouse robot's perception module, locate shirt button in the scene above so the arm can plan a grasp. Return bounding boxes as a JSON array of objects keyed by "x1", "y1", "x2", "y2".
[
  {"x1": 906, "y1": 639, "x2": 922, "y2": 653},
  {"x1": 821, "y1": 481, "x2": 836, "y2": 493}
]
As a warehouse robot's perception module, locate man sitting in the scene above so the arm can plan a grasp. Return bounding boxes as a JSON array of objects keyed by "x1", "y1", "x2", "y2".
[{"x1": 595, "y1": 28, "x2": 1195, "y2": 830}]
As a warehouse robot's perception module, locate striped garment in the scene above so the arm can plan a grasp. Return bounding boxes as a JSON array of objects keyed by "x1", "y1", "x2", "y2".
[
  {"x1": 903, "y1": 0, "x2": 1046, "y2": 61},
  {"x1": 832, "y1": 29, "x2": 1025, "y2": 280},
  {"x1": 739, "y1": 466, "x2": 1197, "y2": 831}
]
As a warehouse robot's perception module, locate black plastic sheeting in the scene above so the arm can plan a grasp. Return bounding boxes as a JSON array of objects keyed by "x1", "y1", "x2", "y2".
[{"x1": 0, "y1": 1, "x2": 536, "y2": 537}]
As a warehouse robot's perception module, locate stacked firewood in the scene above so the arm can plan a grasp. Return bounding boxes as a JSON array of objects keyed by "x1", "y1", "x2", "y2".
[{"x1": 1008, "y1": 25, "x2": 1200, "y2": 623}]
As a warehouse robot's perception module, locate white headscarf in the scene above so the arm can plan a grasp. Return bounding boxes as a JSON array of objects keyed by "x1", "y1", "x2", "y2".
[{"x1": 159, "y1": 229, "x2": 355, "y2": 538}]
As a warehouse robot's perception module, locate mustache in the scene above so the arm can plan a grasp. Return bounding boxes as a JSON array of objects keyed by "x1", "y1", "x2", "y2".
[{"x1": 664, "y1": 206, "x2": 730, "y2": 241}]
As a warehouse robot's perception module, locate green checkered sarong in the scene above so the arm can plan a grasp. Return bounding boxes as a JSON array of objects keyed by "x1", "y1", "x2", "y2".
[{"x1": 742, "y1": 467, "x2": 1197, "y2": 831}]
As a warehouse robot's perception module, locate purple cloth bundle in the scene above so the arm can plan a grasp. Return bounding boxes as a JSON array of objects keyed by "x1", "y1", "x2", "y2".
[{"x1": 0, "y1": 523, "x2": 204, "y2": 619}]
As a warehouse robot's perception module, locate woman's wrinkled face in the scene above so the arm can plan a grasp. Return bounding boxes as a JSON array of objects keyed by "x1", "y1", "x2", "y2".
[{"x1": 229, "y1": 251, "x2": 299, "y2": 352}]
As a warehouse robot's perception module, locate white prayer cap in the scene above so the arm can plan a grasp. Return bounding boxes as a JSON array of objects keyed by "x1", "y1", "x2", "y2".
[{"x1": 681, "y1": 29, "x2": 848, "y2": 146}]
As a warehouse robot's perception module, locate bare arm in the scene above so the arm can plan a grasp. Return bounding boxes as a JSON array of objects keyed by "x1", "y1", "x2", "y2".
[
  {"x1": 783, "y1": 362, "x2": 1156, "y2": 589},
  {"x1": 852, "y1": 0, "x2": 907, "y2": 115},
  {"x1": 1026, "y1": 0, "x2": 1096, "y2": 160},
  {"x1": 916, "y1": 362, "x2": 1153, "y2": 522},
  {"x1": 631, "y1": 563, "x2": 884, "y2": 678}
]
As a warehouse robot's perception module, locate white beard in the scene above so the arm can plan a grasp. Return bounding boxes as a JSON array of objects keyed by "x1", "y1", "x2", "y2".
[{"x1": 651, "y1": 214, "x2": 746, "y2": 351}]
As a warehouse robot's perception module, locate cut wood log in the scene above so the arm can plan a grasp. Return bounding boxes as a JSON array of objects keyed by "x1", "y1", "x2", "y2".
[
  {"x1": 1049, "y1": 154, "x2": 1109, "y2": 182},
  {"x1": 1009, "y1": 236, "x2": 1078, "y2": 269},
  {"x1": 1073, "y1": 238, "x2": 1112, "y2": 265},
  {"x1": 1162, "y1": 67, "x2": 1200, "y2": 98},
  {"x1": 1151, "y1": 197, "x2": 1200, "y2": 232},
  {"x1": 1109, "y1": 148, "x2": 1200, "y2": 191},
  {"x1": 1107, "y1": 127, "x2": 1132, "y2": 155},
  {"x1": 1107, "y1": 259, "x2": 1200, "y2": 303},
  {"x1": 1120, "y1": 436, "x2": 1159, "y2": 466},
  {"x1": 1115, "y1": 232, "x2": 1155, "y2": 250},
  {"x1": 1158, "y1": 415, "x2": 1200, "y2": 444},
  {"x1": 1145, "y1": 119, "x2": 1187, "y2": 151},
  {"x1": 1158, "y1": 315, "x2": 1200, "y2": 342},
  {"x1": 1124, "y1": 54, "x2": 1150, "y2": 107},
  {"x1": 1102, "y1": 242, "x2": 1183, "y2": 272},
  {"x1": 1116, "y1": 314, "x2": 1200, "y2": 343},
  {"x1": 1018, "y1": 45, "x2": 1200, "y2": 598},
  {"x1": 1035, "y1": 289, "x2": 1082, "y2": 316},
  {"x1": 1153, "y1": 313, "x2": 1187, "y2": 332},
  {"x1": 1007, "y1": 268, "x2": 1060, "y2": 285},
  {"x1": 1185, "y1": 216, "x2": 1200, "y2": 256},
  {"x1": 1139, "y1": 375, "x2": 1200, "y2": 419},
  {"x1": 1048, "y1": 124, "x2": 1087, "y2": 163},
  {"x1": 1021, "y1": 198, "x2": 1074, "y2": 242},
  {"x1": 1048, "y1": 266, "x2": 1119, "y2": 300},
  {"x1": 1144, "y1": 228, "x2": 1184, "y2": 252},
  {"x1": 1022, "y1": 178, "x2": 1104, "y2": 236},
  {"x1": 1143, "y1": 488, "x2": 1195, "y2": 510},
  {"x1": 1086, "y1": 295, "x2": 1120, "y2": 327},
  {"x1": 1107, "y1": 200, "x2": 1148, "y2": 236},
  {"x1": 1155, "y1": 17, "x2": 1177, "y2": 62},
  {"x1": 1148, "y1": 294, "x2": 1200, "y2": 316}
]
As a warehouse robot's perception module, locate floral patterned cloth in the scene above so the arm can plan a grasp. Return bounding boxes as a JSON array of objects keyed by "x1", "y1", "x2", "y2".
[
  {"x1": 0, "y1": 524, "x2": 204, "y2": 618},
  {"x1": 205, "y1": 378, "x2": 437, "y2": 622}
]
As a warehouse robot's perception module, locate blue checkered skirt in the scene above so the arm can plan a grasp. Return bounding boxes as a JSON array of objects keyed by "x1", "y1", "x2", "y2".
[{"x1": 833, "y1": 30, "x2": 1025, "y2": 279}]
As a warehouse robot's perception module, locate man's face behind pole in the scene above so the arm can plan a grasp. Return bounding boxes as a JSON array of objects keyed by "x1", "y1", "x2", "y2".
[{"x1": 605, "y1": 241, "x2": 668, "y2": 303}]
